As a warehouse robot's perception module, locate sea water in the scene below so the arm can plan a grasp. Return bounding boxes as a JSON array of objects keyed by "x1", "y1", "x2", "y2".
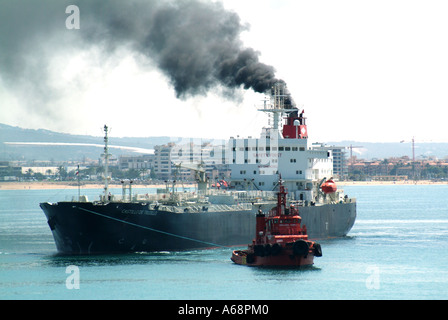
[{"x1": 1, "y1": 185, "x2": 447, "y2": 300}]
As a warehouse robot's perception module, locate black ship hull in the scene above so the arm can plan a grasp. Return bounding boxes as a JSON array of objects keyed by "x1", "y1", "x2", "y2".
[{"x1": 40, "y1": 200, "x2": 356, "y2": 254}]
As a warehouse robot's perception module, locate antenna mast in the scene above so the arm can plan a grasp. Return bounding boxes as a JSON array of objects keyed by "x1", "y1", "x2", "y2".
[
  {"x1": 258, "y1": 82, "x2": 296, "y2": 130},
  {"x1": 103, "y1": 125, "x2": 110, "y2": 200}
]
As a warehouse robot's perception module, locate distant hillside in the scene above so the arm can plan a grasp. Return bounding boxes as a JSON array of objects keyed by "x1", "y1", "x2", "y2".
[
  {"x1": 1, "y1": 123, "x2": 448, "y2": 161},
  {"x1": 326, "y1": 141, "x2": 448, "y2": 160},
  {"x1": 0, "y1": 123, "x2": 175, "y2": 161}
]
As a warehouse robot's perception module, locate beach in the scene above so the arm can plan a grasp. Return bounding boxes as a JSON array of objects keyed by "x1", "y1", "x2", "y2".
[
  {"x1": 337, "y1": 180, "x2": 448, "y2": 186},
  {"x1": 0, "y1": 181, "x2": 188, "y2": 190}
]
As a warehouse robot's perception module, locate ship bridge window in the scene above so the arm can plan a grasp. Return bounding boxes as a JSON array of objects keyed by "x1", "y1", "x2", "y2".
[
  {"x1": 300, "y1": 147, "x2": 305, "y2": 151},
  {"x1": 285, "y1": 147, "x2": 291, "y2": 151},
  {"x1": 292, "y1": 147, "x2": 298, "y2": 151},
  {"x1": 279, "y1": 147, "x2": 284, "y2": 151}
]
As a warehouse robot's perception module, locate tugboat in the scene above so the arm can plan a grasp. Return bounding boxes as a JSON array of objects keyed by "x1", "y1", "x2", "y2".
[{"x1": 231, "y1": 177, "x2": 322, "y2": 267}]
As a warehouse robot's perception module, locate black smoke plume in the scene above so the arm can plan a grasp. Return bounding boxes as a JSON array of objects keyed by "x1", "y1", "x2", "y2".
[{"x1": 0, "y1": 0, "x2": 293, "y2": 103}]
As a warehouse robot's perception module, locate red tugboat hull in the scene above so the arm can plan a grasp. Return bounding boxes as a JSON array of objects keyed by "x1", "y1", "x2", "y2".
[{"x1": 231, "y1": 249, "x2": 315, "y2": 267}]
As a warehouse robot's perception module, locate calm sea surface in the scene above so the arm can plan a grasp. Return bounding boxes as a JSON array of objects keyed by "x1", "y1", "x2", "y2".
[{"x1": 1, "y1": 185, "x2": 448, "y2": 300}]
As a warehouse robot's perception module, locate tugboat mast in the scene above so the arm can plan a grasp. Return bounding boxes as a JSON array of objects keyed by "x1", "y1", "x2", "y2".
[{"x1": 103, "y1": 125, "x2": 110, "y2": 200}]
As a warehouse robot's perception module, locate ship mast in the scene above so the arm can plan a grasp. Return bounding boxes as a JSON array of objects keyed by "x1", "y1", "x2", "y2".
[
  {"x1": 258, "y1": 82, "x2": 296, "y2": 132},
  {"x1": 102, "y1": 125, "x2": 110, "y2": 200}
]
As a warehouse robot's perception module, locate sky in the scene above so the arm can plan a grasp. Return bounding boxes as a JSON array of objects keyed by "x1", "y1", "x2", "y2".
[{"x1": 1, "y1": 0, "x2": 448, "y2": 143}]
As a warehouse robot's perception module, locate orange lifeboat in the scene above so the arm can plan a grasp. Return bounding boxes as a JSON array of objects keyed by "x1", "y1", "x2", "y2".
[{"x1": 321, "y1": 179, "x2": 337, "y2": 194}]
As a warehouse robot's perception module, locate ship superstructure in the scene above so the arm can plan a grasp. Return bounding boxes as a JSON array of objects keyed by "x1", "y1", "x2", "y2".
[{"x1": 229, "y1": 83, "x2": 340, "y2": 205}]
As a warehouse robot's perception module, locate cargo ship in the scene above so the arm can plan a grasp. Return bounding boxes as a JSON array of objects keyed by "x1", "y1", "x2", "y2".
[{"x1": 40, "y1": 83, "x2": 356, "y2": 254}]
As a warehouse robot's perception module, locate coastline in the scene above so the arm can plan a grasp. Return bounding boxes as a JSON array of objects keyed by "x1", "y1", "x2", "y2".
[
  {"x1": 0, "y1": 180, "x2": 447, "y2": 191},
  {"x1": 337, "y1": 180, "x2": 448, "y2": 186},
  {"x1": 0, "y1": 181, "x2": 194, "y2": 191}
]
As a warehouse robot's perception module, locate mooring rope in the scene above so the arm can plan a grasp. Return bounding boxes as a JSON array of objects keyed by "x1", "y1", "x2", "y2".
[{"x1": 75, "y1": 206, "x2": 229, "y2": 249}]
